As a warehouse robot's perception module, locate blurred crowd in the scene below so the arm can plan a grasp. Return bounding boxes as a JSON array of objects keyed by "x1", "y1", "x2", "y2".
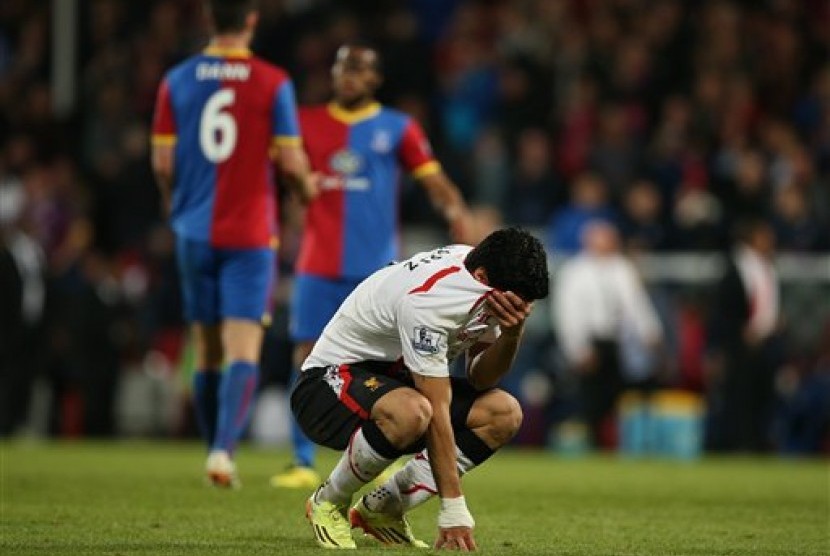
[{"x1": 1, "y1": 0, "x2": 828, "y2": 452}]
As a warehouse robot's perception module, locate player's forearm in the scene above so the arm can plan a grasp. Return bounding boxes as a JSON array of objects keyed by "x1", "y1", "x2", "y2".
[
  {"x1": 421, "y1": 173, "x2": 467, "y2": 227},
  {"x1": 468, "y1": 327, "x2": 523, "y2": 390},
  {"x1": 151, "y1": 145, "x2": 175, "y2": 217},
  {"x1": 278, "y1": 146, "x2": 316, "y2": 204},
  {"x1": 282, "y1": 171, "x2": 314, "y2": 203},
  {"x1": 411, "y1": 374, "x2": 463, "y2": 499},
  {"x1": 424, "y1": 404, "x2": 463, "y2": 499},
  {"x1": 152, "y1": 172, "x2": 173, "y2": 217}
]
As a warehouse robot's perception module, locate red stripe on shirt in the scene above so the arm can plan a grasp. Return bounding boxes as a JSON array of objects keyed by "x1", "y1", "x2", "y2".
[{"x1": 408, "y1": 266, "x2": 461, "y2": 294}]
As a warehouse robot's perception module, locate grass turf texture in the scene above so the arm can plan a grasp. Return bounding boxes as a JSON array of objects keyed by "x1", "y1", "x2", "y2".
[{"x1": 1, "y1": 442, "x2": 827, "y2": 555}]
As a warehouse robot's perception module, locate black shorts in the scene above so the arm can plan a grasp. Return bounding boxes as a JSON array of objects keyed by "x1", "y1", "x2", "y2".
[{"x1": 291, "y1": 361, "x2": 484, "y2": 451}]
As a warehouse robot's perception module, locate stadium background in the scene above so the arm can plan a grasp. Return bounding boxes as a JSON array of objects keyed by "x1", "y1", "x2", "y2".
[{"x1": 1, "y1": 0, "x2": 828, "y2": 456}]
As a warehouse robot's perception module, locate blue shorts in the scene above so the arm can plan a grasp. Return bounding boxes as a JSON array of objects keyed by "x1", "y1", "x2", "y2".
[
  {"x1": 290, "y1": 273, "x2": 364, "y2": 342},
  {"x1": 175, "y1": 236, "x2": 275, "y2": 325}
]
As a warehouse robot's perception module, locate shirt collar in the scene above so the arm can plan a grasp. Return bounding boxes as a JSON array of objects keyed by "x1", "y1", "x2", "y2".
[{"x1": 327, "y1": 102, "x2": 381, "y2": 124}]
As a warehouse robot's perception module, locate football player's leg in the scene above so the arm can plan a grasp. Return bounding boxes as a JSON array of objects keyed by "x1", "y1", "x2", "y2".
[
  {"x1": 293, "y1": 366, "x2": 418, "y2": 549},
  {"x1": 191, "y1": 324, "x2": 222, "y2": 448},
  {"x1": 271, "y1": 340, "x2": 319, "y2": 489},
  {"x1": 274, "y1": 275, "x2": 359, "y2": 489},
  {"x1": 357, "y1": 386, "x2": 522, "y2": 518},
  {"x1": 175, "y1": 237, "x2": 222, "y2": 451},
  {"x1": 319, "y1": 386, "x2": 430, "y2": 508},
  {"x1": 211, "y1": 248, "x2": 273, "y2": 461}
]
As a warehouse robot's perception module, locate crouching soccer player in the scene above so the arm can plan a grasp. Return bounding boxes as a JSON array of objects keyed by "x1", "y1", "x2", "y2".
[{"x1": 291, "y1": 228, "x2": 549, "y2": 550}]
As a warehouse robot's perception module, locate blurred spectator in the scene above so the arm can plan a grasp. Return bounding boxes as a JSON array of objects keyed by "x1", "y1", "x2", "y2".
[
  {"x1": 775, "y1": 322, "x2": 830, "y2": 455},
  {"x1": 0, "y1": 180, "x2": 46, "y2": 436},
  {"x1": 720, "y1": 149, "x2": 770, "y2": 220},
  {"x1": 471, "y1": 128, "x2": 509, "y2": 206},
  {"x1": 708, "y1": 220, "x2": 782, "y2": 452},
  {"x1": 545, "y1": 172, "x2": 615, "y2": 254},
  {"x1": 673, "y1": 188, "x2": 725, "y2": 250},
  {"x1": 588, "y1": 104, "x2": 643, "y2": 199},
  {"x1": 647, "y1": 95, "x2": 693, "y2": 202},
  {"x1": 556, "y1": 76, "x2": 598, "y2": 181},
  {"x1": 503, "y1": 128, "x2": 560, "y2": 226},
  {"x1": 772, "y1": 185, "x2": 829, "y2": 252},
  {"x1": 553, "y1": 222, "x2": 663, "y2": 449},
  {"x1": 620, "y1": 179, "x2": 672, "y2": 252}
]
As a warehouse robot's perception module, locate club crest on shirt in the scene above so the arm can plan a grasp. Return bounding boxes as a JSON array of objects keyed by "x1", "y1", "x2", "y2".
[
  {"x1": 412, "y1": 326, "x2": 443, "y2": 355},
  {"x1": 371, "y1": 130, "x2": 391, "y2": 153},
  {"x1": 330, "y1": 149, "x2": 363, "y2": 175},
  {"x1": 363, "y1": 376, "x2": 383, "y2": 391}
]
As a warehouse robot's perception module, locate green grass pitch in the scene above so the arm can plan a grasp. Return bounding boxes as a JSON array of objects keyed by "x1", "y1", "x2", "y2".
[{"x1": 1, "y1": 442, "x2": 827, "y2": 555}]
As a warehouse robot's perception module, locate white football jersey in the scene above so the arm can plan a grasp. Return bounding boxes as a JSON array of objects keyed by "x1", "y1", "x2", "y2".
[{"x1": 303, "y1": 245, "x2": 500, "y2": 378}]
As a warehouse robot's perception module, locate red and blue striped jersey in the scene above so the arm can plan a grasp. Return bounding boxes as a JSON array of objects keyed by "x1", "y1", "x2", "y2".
[
  {"x1": 152, "y1": 46, "x2": 301, "y2": 249},
  {"x1": 296, "y1": 102, "x2": 440, "y2": 279}
]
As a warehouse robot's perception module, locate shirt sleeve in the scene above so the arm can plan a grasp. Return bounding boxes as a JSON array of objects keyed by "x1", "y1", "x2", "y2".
[
  {"x1": 272, "y1": 79, "x2": 302, "y2": 148},
  {"x1": 397, "y1": 296, "x2": 450, "y2": 378},
  {"x1": 397, "y1": 119, "x2": 441, "y2": 179},
  {"x1": 151, "y1": 78, "x2": 177, "y2": 146}
]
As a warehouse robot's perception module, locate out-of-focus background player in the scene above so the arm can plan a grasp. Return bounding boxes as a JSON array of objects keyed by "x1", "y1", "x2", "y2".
[{"x1": 151, "y1": 0, "x2": 314, "y2": 487}]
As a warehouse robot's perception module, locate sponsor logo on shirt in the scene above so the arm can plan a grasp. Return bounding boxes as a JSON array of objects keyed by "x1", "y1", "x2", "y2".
[
  {"x1": 412, "y1": 326, "x2": 443, "y2": 355},
  {"x1": 319, "y1": 176, "x2": 370, "y2": 191},
  {"x1": 330, "y1": 149, "x2": 363, "y2": 175}
]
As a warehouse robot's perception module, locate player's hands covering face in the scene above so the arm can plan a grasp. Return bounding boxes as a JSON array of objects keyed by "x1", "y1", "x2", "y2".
[
  {"x1": 485, "y1": 291, "x2": 533, "y2": 337},
  {"x1": 435, "y1": 526, "x2": 477, "y2": 551}
]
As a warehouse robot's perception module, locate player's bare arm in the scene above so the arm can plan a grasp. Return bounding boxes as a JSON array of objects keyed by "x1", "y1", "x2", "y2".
[
  {"x1": 411, "y1": 373, "x2": 478, "y2": 551},
  {"x1": 418, "y1": 172, "x2": 473, "y2": 244},
  {"x1": 151, "y1": 143, "x2": 175, "y2": 216},
  {"x1": 466, "y1": 291, "x2": 534, "y2": 390},
  {"x1": 274, "y1": 144, "x2": 317, "y2": 204}
]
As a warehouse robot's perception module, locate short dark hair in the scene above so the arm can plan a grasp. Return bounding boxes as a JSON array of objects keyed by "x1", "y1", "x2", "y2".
[
  {"x1": 208, "y1": 0, "x2": 257, "y2": 33},
  {"x1": 465, "y1": 228, "x2": 550, "y2": 301}
]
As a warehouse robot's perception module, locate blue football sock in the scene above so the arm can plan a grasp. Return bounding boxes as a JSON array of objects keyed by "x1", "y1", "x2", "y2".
[
  {"x1": 192, "y1": 369, "x2": 220, "y2": 449},
  {"x1": 213, "y1": 360, "x2": 258, "y2": 454},
  {"x1": 290, "y1": 367, "x2": 316, "y2": 468}
]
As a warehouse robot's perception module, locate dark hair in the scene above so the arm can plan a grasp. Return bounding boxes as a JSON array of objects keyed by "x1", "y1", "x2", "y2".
[
  {"x1": 208, "y1": 0, "x2": 257, "y2": 33},
  {"x1": 465, "y1": 227, "x2": 550, "y2": 301}
]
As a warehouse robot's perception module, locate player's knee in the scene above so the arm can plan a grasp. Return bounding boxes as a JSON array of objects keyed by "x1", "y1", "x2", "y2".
[
  {"x1": 373, "y1": 390, "x2": 432, "y2": 447},
  {"x1": 222, "y1": 320, "x2": 263, "y2": 362},
  {"x1": 192, "y1": 327, "x2": 223, "y2": 369},
  {"x1": 488, "y1": 392, "x2": 523, "y2": 447},
  {"x1": 398, "y1": 394, "x2": 432, "y2": 442}
]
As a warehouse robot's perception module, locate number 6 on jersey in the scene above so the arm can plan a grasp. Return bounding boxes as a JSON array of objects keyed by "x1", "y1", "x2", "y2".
[{"x1": 200, "y1": 89, "x2": 237, "y2": 162}]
